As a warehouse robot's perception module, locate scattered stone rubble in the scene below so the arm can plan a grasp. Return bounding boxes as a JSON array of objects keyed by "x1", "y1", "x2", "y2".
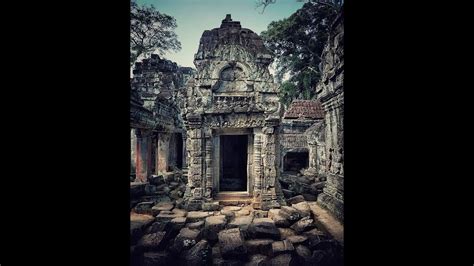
[{"x1": 131, "y1": 183, "x2": 343, "y2": 266}]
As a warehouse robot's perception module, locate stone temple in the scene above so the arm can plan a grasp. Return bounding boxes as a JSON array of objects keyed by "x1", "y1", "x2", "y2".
[
  {"x1": 180, "y1": 14, "x2": 285, "y2": 211},
  {"x1": 130, "y1": 14, "x2": 344, "y2": 265}
]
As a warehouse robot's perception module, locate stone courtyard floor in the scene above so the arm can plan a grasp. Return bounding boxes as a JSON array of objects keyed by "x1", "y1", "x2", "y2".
[{"x1": 131, "y1": 192, "x2": 344, "y2": 266}]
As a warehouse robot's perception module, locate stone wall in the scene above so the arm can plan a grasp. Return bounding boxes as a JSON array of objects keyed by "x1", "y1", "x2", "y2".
[
  {"x1": 316, "y1": 13, "x2": 344, "y2": 222},
  {"x1": 130, "y1": 55, "x2": 195, "y2": 182}
]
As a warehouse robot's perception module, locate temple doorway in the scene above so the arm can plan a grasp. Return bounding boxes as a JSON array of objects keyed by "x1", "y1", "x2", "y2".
[
  {"x1": 283, "y1": 151, "x2": 309, "y2": 172},
  {"x1": 219, "y1": 135, "x2": 248, "y2": 191},
  {"x1": 176, "y1": 133, "x2": 183, "y2": 169}
]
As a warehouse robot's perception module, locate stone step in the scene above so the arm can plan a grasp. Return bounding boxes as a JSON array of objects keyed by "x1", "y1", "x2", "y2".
[
  {"x1": 218, "y1": 199, "x2": 253, "y2": 206},
  {"x1": 307, "y1": 201, "x2": 344, "y2": 245}
]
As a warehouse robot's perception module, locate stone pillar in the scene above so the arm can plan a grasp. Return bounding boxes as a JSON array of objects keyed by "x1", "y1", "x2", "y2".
[
  {"x1": 316, "y1": 13, "x2": 344, "y2": 222},
  {"x1": 204, "y1": 136, "x2": 213, "y2": 199},
  {"x1": 253, "y1": 131, "x2": 263, "y2": 197},
  {"x1": 182, "y1": 135, "x2": 187, "y2": 168},
  {"x1": 318, "y1": 97, "x2": 344, "y2": 222},
  {"x1": 308, "y1": 142, "x2": 318, "y2": 171},
  {"x1": 131, "y1": 128, "x2": 137, "y2": 176},
  {"x1": 260, "y1": 126, "x2": 280, "y2": 210},
  {"x1": 184, "y1": 114, "x2": 205, "y2": 210},
  {"x1": 157, "y1": 132, "x2": 171, "y2": 172},
  {"x1": 136, "y1": 129, "x2": 152, "y2": 182}
]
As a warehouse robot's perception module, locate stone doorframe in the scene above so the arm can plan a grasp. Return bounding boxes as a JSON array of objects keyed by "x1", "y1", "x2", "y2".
[{"x1": 212, "y1": 128, "x2": 254, "y2": 196}]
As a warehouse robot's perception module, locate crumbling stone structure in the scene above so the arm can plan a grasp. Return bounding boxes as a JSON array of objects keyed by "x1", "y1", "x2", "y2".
[
  {"x1": 278, "y1": 100, "x2": 327, "y2": 201},
  {"x1": 280, "y1": 100, "x2": 325, "y2": 174},
  {"x1": 181, "y1": 15, "x2": 285, "y2": 211},
  {"x1": 315, "y1": 13, "x2": 344, "y2": 222},
  {"x1": 130, "y1": 54, "x2": 195, "y2": 182}
]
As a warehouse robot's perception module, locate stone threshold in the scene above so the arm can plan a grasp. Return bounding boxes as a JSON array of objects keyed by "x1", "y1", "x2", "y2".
[{"x1": 215, "y1": 192, "x2": 253, "y2": 206}]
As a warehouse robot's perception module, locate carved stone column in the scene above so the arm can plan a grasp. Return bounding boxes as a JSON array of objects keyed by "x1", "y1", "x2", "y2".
[
  {"x1": 184, "y1": 114, "x2": 205, "y2": 210},
  {"x1": 136, "y1": 129, "x2": 152, "y2": 182},
  {"x1": 204, "y1": 132, "x2": 213, "y2": 199},
  {"x1": 130, "y1": 128, "x2": 137, "y2": 176},
  {"x1": 182, "y1": 135, "x2": 187, "y2": 168},
  {"x1": 260, "y1": 126, "x2": 280, "y2": 210},
  {"x1": 316, "y1": 13, "x2": 344, "y2": 222},
  {"x1": 157, "y1": 132, "x2": 171, "y2": 172},
  {"x1": 251, "y1": 131, "x2": 263, "y2": 208}
]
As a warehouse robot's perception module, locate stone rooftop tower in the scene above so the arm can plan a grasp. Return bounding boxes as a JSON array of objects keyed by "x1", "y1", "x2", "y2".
[{"x1": 181, "y1": 15, "x2": 284, "y2": 210}]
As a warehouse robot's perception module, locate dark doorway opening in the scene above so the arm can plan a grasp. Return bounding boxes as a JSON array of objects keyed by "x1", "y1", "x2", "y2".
[
  {"x1": 176, "y1": 133, "x2": 183, "y2": 169},
  {"x1": 150, "y1": 134, "x2": 157, "y2": 173},
  {"x1": 220, "y1": 135, "x2": 247, "y2": 191},
  {"x1": 283, "y1": 151, "x2": 309, "y2": 172}
]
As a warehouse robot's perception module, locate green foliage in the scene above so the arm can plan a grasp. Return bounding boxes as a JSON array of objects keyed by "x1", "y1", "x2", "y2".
[
  {"x1": 261, "y1": 1, "x2": 339, "y2": 106},
  {"x1": 130, "y1": 1, "x2": 181, "y2": 65},
  {"x1": 278, "y1": 81, "x2": 298, "y2": 107}
]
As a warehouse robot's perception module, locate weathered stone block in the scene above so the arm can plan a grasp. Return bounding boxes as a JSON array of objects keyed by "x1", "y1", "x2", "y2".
[
  {"x1": 287, "y1": 195, "x2": 305, "y2": 205},
  {"x1": 137, "y1": 232, "x2": 167, "y2": 251},
  {"x1": 148, "y1": 174, "x2": 164, "y2": 186},
  {"x1": 169, "y1": 189, "x2": 183, "y2": 199},
  {"x1": 134, "y1": 201, "x2": 154, "y2": 215},
  {"x1": 204, "y1": 215, "x2": 227, "y2": 242},
  {"x1": 249, "y1": 218, "x2": 280, "y2": 240},
  {"x1": 295, "y1": 244, "x2": 312, "y2": 262},
  {"x1": 272, "y1": 239, "x2": 294, "y2": 255},
  {"x1": 163, "y1": 172, "x2": 175, "y2": 183},
  {"x1": 187, "y1": 211, "x2": 213, "y2": 223},
  {"x1": 130, "y1": 182, "x2": 147, "y2": 198},
  {"x1": 245, "y1": 239, "x2": 274, "y2": 256},
  {"x1": 291, "y1": 201, "x2": 311, "y2": 218},
  {"x1": 186, "y1": 220, "x2": 205, "y2": 230},
  {"x1": 144, "y1": 184, "x2": 157, "y2": 195},
  {"x1": 278, "y1": 228, "x2": 297, "y2": 240},
  {"x1": 279, "y1": 206, "x2": 301, "y2": 222},
  {"x1": 290, "y1": 217, "x2": 316, "y2": 233},
  {"x1": 221, "y1": 209, "x2": 236, "y2": 220},
  {"x1": 182, "y1": 239, "x2": 211, "y2": 265},
  {"x1": 142, "y1": 251, "x2": 169, "y2": 266},
  {"x1": 145, "y1": 221, "x2": 169, "y2": 234},
  {"x1": 202, "y1": 201, "x2": 220, "y2": 211},
  {"x1": 155, "y1": 211, "x2": 179, "y2": 222},
  {"x1": 171, "y1": 208, "x2": 187, "y2": 217},
  {"x1": 213, "y1": 258, "x2": 242, "y2": 266},
  {"x1": 286, "y1": 235, "x2": 308, "y2": 245},
  {"x1": 269, "y1": 253, "x2": 296, "y2": 266},
  {"x1": 151, "y1": 202, "x2": 174, "y2": 216},
  {"x1": 253, "y1": 210, "x2": 268, "y2": 218},
  {"x1": 228, "y1": 215, "x2": 254, "y2": 237},
  {"x1": 302, "y1": 193, "x2": 318, "y2": 201},
  {"x1": 282, "y1": 189, "x2": 295, "y2": 198},
  {"x1": 236, "y1": 208, "x2": 251, "y2": 217},
  {"x1": 131, "y1": 213, "x2": 155, "y2": 244},
  {"x1": 218, "y1": 228, "x2": 247, "y2": 259},
  {"x1": 269, "y1": 209, "x2": 290, "y2": 228},
  {"x1": 172, "y1": 227, "x2": 201, "y2": 253},
  {"x1": 245, "y1": 254, "x2": 269, "y2": 266}
]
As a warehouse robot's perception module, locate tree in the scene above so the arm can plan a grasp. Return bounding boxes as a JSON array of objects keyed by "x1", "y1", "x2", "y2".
[
  {"x1": 260, "y1": 1, "x2": 339, "y2": 106},
  {"x1": 130, "y1": 1, "x2": 181, "y2": 66},
  {"x1": 255, "y1": 0, "x2": 342, "y2": 14}
]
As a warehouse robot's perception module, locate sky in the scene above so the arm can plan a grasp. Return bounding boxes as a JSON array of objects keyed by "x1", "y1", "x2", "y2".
[{"x1": 135, "y1": 0, "x2": 304, "y2": 68}]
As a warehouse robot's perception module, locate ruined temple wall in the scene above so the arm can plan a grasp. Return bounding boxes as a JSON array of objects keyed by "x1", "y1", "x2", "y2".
[
  {"x1": 316, "y1": 13, "x2": 344, "y2": 222},
  {"x1": 130, "y1": 55, "x2": 195, "y2": 182},
  {"x1": 279, "y1": 121, "x2": 312, "y2": 172}
]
